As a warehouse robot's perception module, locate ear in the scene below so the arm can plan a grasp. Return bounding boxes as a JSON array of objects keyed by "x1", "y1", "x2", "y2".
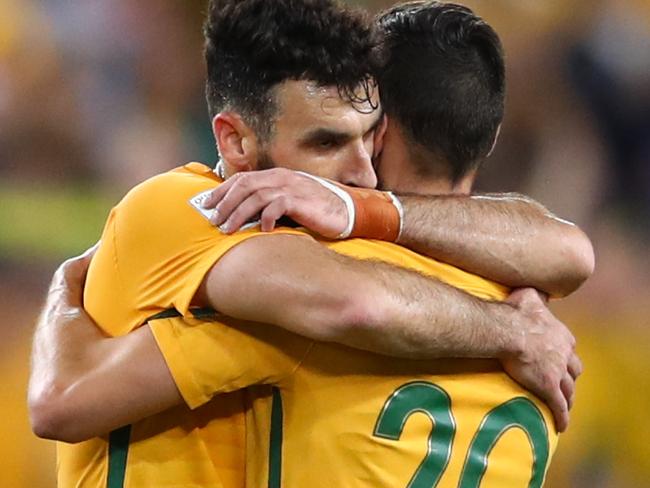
[
  {"x1": 486, "y1": 124, "x2": 502, "y2": 158},
  {"x1": 212, "y1": 112, "x2": 260, "y2": 172},
  {"x1": 453, "y1": 168, "x2": 478, "y2": 195},
  {"x1": 373, "y1": 114, "x2": 388, "y2": 159}
]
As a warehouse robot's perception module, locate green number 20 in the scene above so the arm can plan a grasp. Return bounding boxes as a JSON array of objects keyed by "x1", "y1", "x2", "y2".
[{"x1": 373, "y1": 381, "x2": 550, "y2": 488}]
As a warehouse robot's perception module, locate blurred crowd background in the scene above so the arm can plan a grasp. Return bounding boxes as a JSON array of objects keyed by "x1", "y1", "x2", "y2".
[{"x1": 1, "y1": 0, "x2": 648, "y2": 486}]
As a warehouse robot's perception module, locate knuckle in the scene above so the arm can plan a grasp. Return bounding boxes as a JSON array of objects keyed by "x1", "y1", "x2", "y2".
[
  {"x1": 542, "y1": 371, "x2": 559, "y2": 390},
  {"x1": 235, "y1": 173, "x2": 251, "y2": 188},
  {"x1": 255, "y1": 189, "x2": 270, "y2": 204}
]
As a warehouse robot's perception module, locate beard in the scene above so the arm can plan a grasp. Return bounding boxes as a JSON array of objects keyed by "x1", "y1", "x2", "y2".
[{"x1": 256, "y1": 149, "x2": 277, "y2": 171}]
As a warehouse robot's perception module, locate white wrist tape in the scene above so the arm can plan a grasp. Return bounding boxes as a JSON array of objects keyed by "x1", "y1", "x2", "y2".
[
  {"x1": 386, "y1": 192, "x2": 404, "y2": 241},
  {"x1": 295, "y1": 171, "x2": 355, "y2": 239}
]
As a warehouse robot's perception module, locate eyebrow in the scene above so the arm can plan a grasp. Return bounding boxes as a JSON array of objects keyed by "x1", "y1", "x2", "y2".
[{"x1": 300, "y1": 128, "x2": 352, "y2": 146}]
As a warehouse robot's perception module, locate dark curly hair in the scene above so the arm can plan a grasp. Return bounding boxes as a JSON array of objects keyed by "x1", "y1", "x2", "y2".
[
  {"x1": 204, "y1": 0, "x2": 377, "y2": 143},
  {"x1": 376, "y1": 1, "x2": 505, "y2": 182}
]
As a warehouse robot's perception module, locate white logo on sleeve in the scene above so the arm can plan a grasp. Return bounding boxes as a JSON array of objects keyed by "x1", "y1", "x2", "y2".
[
  {"x1": 188, "y1": 190, "x2": 214, "y2": 220},
  {"x1": 188, "y1": 190, "x2": 261, "y2": 231}
]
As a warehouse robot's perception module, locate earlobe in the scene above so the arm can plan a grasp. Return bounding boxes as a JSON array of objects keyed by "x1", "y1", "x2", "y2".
[
  {"x1": 454, "y1": 169, "x2": 477, "y2": 195},
  {"x1": 213, "y1": 112, "x2": 257, "y2": 172}
]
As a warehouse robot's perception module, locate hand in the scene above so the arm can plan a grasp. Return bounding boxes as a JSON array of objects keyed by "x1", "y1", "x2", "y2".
[
  {"x1": 501, "y1": 288, "x2": 583, "y2": 433},
  {"x1": 47, "y1": 243, "x2": 98, "y2": 313},
  {"x1": 202, "y1": 168, "x2": 350, "y2": 238}
]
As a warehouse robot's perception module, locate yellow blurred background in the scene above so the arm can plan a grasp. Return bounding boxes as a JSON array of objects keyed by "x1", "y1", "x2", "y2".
[{"x1": 1, "y1": 0, "x2": 648, "y2": 486}]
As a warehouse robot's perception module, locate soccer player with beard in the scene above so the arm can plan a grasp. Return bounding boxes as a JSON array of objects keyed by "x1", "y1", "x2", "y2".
[{"x1": 29, "y1": 1, "x2": 591, "y2": 487}]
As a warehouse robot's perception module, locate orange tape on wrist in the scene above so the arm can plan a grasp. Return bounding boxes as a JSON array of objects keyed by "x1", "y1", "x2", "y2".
[{"x1": 345, "y1": 187, "x2": 402, "y2": 241}]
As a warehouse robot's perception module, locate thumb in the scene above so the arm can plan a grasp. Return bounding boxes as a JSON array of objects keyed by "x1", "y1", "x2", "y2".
[
  {"x1": 506, "y1": 287, "x2": 544, "y2": 309},
  {"x1": 56, "y1": 241, "x2": 100, "y2": 300}
]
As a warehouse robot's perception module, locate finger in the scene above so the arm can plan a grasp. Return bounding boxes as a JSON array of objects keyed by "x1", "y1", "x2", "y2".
[
  {"x1": 505, "y1": 287, "x2": 540, "y2": 308},
  {"x1": 202, "y1": 174, "x2": 238, "y2": 209},
  {"x1": 547, "y1": 388, "x2": 570, "y2": 433},
  {"x1": 76, "y1": 242, "x2": 100, "y2": 289},
  {"x1": 51, "y1": 260, "x2": 87, "y2": 306},
  {"x1": 74, "y1": 241, "x2": 100, "y2": 273},
  {"x1": 81, "y1": 241, "x2": 100, "y2": 259},
  {"x1": 221, "y1": 189, "x2": 285, "y2": 233},
  {"x1": 260, "y1": 198, "x2": 289, "y2": 232},
  {"x1": 59, "y1": 242, "x2": 100, "y2": 286},
  {"x1": 210, "y1": 178, "x2": 259, "y2": 226},
  {"x1": 560, "y1": 373, "x2": 575, "y2": 410},
  {"x1": 568, "y1": 353, "x2": 583, "y2": 380},
  {"x1": 210, "y1": 173, "x2": 282, "y2": 226}
]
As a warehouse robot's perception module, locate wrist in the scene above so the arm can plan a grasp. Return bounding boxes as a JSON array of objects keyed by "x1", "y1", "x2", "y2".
[
  {"x1": 350, "y1": 189, "x2": 402, "y2": 241},
  {"x1": 329, "y1": 186, "x2": 400, "y2": 241},
  {"x1": 485, "y1": 302, "x2": 525, "y2": 360}
]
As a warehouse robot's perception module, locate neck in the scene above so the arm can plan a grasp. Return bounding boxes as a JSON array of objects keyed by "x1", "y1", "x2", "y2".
[{"x1": 378, "y1": 120, "x2": 474, "y2": 196}]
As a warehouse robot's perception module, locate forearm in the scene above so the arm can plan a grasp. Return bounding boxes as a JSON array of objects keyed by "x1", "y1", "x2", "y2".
[
  {"x1": 29, "y1": 278, "x2": 180, "y2": 443},
  {"x1": 29, "y1": 284, "x2": 106, "y2": 441},
  {"x1": 202, "y1": 234, "x2": 521, "y2": 359},
  {"x1": 397, "y1": 193, "x2": 595, "y2": 297},
  {"x1": 327, "y1": 260, "x2": 522, "y2": 359}
]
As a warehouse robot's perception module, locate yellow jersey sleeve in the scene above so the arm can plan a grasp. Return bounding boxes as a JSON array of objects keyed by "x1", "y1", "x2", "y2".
[
  {"x1": 84, "y1": 163, "x2": 306, "y2": 336},
  {"x1": 150, "y1": 315, "x2": 314, "y2": 409}
]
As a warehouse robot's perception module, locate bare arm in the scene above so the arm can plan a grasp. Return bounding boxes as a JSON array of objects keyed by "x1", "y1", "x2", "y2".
[
  {"x1": 32, "y1": 240, "x2": 520, "y2": 442},
  {"x1": 199, "y1": 234, "x2": 519, "y2": 358},
  {"x1": 200, "y1": 233, "x2": 580, "y2": 431},
  {"x1": 28, "y1": 249, "x2": 181, "y2": 443},
  {"x1": 29, "y1": 234, "x2": 581, "y2": 442},
  {"x1": 396, "y1": 193, "x2": 595, "y2": 297},
  {"x1": 203, "y1": 169, "x2": 594, "y2": 297}
]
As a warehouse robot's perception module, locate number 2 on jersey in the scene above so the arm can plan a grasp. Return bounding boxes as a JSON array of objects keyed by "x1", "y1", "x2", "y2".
[{"x1": 373, "y1": 381, "x2": 550, "y2": 488}]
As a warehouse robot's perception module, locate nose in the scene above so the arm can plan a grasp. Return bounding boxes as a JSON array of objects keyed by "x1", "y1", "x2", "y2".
[{"x1": 340, "y1": 142, "x2": 377, "y2": 189}]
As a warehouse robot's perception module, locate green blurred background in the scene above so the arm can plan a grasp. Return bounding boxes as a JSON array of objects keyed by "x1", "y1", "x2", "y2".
[{"x1": 1, "y1": 0, "x2": 649, "y2": 486}]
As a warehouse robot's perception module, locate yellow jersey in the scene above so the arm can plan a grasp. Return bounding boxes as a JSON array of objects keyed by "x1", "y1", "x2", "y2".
[
  {"x1": 150, "y1": 239, "x2": 560, "y2": 488},
  {"x1": 60, "y1": 163, "x2": 303, "y2": 488}
]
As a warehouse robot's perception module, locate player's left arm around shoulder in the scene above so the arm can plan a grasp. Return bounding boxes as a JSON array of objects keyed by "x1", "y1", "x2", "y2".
[
  {"x1": 200, "y1": 171, "x2": 593, "y2": 296},
  {"x1": 396, "y1": 193, "x2": 595, "y2": 297},
  {"x1": 28, "y1": 249, "x2": 182, "y2": 443}
]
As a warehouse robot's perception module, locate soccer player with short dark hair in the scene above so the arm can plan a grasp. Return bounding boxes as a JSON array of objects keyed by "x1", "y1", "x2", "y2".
[{"x1": 29, "y1": 1, "x2": 592, "y2": 487}]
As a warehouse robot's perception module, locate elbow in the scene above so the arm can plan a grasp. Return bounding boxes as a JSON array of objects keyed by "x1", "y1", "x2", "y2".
[
  {"x1": 549, "y1": 227, "x2": 596, "y2": 297},
  {"x1": 572, "y1": 228, "x2": 596, "y2": 282},
  {"x1": 29, "y1": 385, "x2": 68, "y2": 440},
  {"x1": 29, "y1": 385, "x2": 88, "y2": 443}
]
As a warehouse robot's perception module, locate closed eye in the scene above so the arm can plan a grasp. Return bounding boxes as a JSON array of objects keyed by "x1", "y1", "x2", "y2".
[
  {"x1": 301, "y1": 129, "x2": 351, "y2": 151},
  {"x1": 317, "y1": 138, "x2": 342, "y2": 150}
]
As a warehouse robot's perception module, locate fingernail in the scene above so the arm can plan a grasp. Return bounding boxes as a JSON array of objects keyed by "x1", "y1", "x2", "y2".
[
  {"x1": 219, "y1": 221, "x2": 231, "y2": 233},
  {"x1": 212, "y1": 208, "x2": 226, "y2": 225}
]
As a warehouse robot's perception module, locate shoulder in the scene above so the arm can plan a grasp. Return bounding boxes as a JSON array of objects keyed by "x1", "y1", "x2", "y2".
[
  {"x1": 118, "y1": 162, "x2": 220, "y2": 215},
  {"x1": 107, "y1": 162, "x2": 222, "y2": 236}
]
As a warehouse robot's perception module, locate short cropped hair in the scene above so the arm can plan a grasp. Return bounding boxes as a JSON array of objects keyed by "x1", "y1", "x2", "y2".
[
  {"x1": 204, "y1": 0, "x2": 376, "y2": 142},
  {"x1": 376, "y1": 1, "x2": 505, "y2": 182}
]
